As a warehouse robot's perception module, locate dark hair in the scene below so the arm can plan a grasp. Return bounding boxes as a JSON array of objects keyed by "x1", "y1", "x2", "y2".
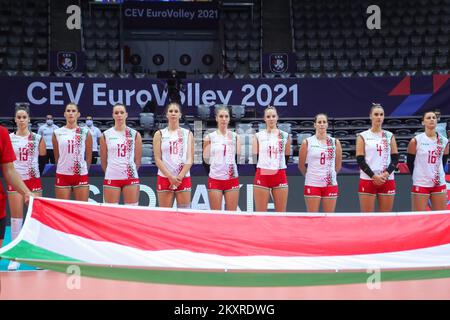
[
  {"x1": 15, "y1": 105, "x2": 30, "y2": 117},
  {"x1": 422, "y1": 110, "x2": 437, "y2": 121},
  {"x1": 370, "y1": 103, "x2": 384, "y2": 115},
  {"x1": 165, "y1": 101, "x2": 182, "y2": 115},
  {"x1": 113, "y1": 103, "x2": 127, "y2": 112},
  {"x1": 314, "y1": 113, "x2": 328, "y2": 123},
  {"x1": 65, "y1": 102, "x2": 79, "y2": 111}
]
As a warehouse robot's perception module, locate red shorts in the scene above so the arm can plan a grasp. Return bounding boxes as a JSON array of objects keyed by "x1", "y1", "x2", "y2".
[
  {"x1": 104, "y1": 178, "x2": 140, "y2": 189},
  {"x1": 304, "y1": 185, "x2": 339, "y2": 198},
  {"x1": 254, "y1": 168, "x2": 288, "y2": 189},
  {"x1": 8, "y1": 177, "x2": 42, "y2": 193},
  {"x1": 157, "y1": 175, "x2": 192, "y2": 193},
  {"x1": 208, "y1": 177, "x2": 240, "y2": 192},
  {"x1": 358, "y1": 179, "x2": 396, "y2": 195},
  {"x1": 411, "y1": 185, "x2": 446, "y2": 195},
  {"x1": 55, "y1": 174, "x2": 89, "y2": 188}
]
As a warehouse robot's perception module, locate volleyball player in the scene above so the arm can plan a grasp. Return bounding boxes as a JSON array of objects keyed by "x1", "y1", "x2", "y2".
[
  {"x1": 100, "y1": 103, "x2": 142, "y2": 205},
  {"x1": 298, "y1": 113, "x2": 342, "y2": 212},
  {"x1": 153, "y1": 102, "x2": 194, "y2": 208},
  {"x1": 252, "y1": 106, "x2": 290, "y2": 212},
  {"x1": 52, "y1": 103, "x2": 92, "y2": 201},
  {"x1": 407, "y1": 111, "x2": 449, "y2": 211},
  {"x1": 203, "y1": 105, "x2": 240, "y2": 211},
  {"x1": 356, "y1": 103, "x2": 399, "y2": 212},
  {"x1": 6, "y1": 105, "x2": 45, "y2": 270}
]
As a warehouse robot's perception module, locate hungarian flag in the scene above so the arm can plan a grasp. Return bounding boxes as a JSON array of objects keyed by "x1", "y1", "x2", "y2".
[{"x1": 2, "y1": 197, "x2": 450, "y2": 286}]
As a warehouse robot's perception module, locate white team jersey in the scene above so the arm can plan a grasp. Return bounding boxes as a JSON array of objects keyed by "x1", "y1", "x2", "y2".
[
  {"x1": 255, "y1": 129, "x2": 289, "y2": 170},
  {"x1": 103, "y1": 127, "x2": 139, "y2": 180},
  {"x1": 208, "y1": 130, "x2": 238, "y2": 180},
  {"x1": 54, "y1": 126, "x2": 89, "y2": 175},
  {"x1": 305, "y1": 135, "x2": 337, "y2": 187},
  {"x1": 9, "y1": 132, "x2": 41, "y2": 180},
  {"x1": 412, "y1": 132, "x2": 449, "y2": 187},
  {"x1": 359, "y1": 129, "x2": 394, "y2": 180},
  {"x1": 158, "y1": 127, "x2": 191, "y2": 178}
]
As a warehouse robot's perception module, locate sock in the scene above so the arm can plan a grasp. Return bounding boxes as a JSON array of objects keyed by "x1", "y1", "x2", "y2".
[
  {"x1": 10, "y1": 218, "x2": 23, "y2": 240},
  {"x1": 177, "y1": 203, "x2": 191, "y2": 209}
]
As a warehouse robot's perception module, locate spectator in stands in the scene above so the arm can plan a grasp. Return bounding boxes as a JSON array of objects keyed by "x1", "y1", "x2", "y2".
[
  {"x1": 52, "y1": 103, "x2": 92, "y2": 201},
  {"x1": 298, "y1": 113, "x2": 342, "y2": 213},
  {"x1": 0, "y1": 125, "x2": 32, "y2": 253},
  {"x1": 356, "y1": 103, "x2": 399, "y2": 212},
  {"x1": 203, "y1": 105, "x2": 241, "y2": 211},
  {"x1": 6, "y1": 105, "x2": 46, "y2": 270},
  {"x1": 85, "y1": 115, "x2": 102, "y2": 164},
  {"x1": 100, "y1": 104, "x2": 142, "y2": 206},
  {"x1": 252, "y1": 106, "x2": 290, "y2": 212},
  {"x1": 153, "y1": 102, "x2": 193, "y2": 208},
  {"x1": 407, "y1": 111, "x2": 449, "y2": 211},
  {"x1": 38, "y1": 114, "x2": 59, "y2": 174}
]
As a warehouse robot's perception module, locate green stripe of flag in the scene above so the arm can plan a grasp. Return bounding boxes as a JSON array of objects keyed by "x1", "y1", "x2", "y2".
[{"x1": 4, "y1": 241, "x2": 450, "y2": 287}]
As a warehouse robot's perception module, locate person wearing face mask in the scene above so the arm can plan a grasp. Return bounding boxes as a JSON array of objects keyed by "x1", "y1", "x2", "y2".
[
  {"x1": 38, "y1": 114, "x2": 59, "y2": 175},
  {"x1": 85, "y1": 115, "x2": 102, "y2": 165}
]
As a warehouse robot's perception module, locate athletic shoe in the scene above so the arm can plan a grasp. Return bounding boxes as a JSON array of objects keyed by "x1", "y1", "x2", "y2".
[{"x1": 7, "y1": 260, "x2": 20, "y2": 271}]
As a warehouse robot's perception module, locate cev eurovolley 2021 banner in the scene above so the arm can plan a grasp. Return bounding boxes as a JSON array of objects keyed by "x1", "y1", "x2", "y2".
[
  {"x1": 0, "y1": 75, "x2": 449, "y2": 118},
  {"x1": 2, "y1": 197, "x2": 450, "y2": 286}
]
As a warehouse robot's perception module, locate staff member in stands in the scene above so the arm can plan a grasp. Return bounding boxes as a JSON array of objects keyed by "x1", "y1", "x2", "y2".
[
  {"x1": 6, "y1": 105, "x2": 46, "y2": 270},
  {"x1": 153, "y1": 102, "x2": 194, "y2": 208},
  {"x1": 407, "y1": 110, "x2": 449, "y2": 211},
  {"x1": 298, "y1": 113, "x2": 342, "y2": 213},
  {"x1": 203, "y1": 105, "x2": 240, "y2": 211},
  {"x1": 252, "y1": 106, "x2": 290, "y2": 212},
  {"x1": 52, "y1": 103, "x2": 92, "y2": 201},
  {"x1": 100, "y1": 104, "x2": 142, "y2": 206},
  {"x1": 356, "y1": 103, "x2": 399, "y2": 212},
  {"x1": 38, "y1": 114, "x2": 59, "y2": 174},
  {"x1": 85, "y1": 115, "x2": 102, "y2": 165}
]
